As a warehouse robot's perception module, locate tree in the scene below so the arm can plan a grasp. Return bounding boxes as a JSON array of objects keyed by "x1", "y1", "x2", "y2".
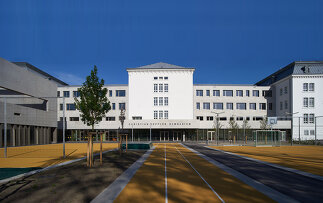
[
  {"x1": 260, "y1": 116, "x2": 270, "y2": 130},
  {"x1": 213, "y1": 117, "x2": 223, "y2": 144},
  {"x1": 74, "y1": 65, "x2": 111, "y2": 130},
  {"x1": 242, "y1": 119, "x2": 251, "y2": 142},
  {"x1": 228, "y1": 119, "x2": 239, "y2": 142}
]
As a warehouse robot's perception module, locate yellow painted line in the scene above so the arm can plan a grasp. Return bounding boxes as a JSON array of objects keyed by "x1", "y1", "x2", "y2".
[
  {"x1": 210, "y1": 145, "x2": 323, "y2": 176},
  {"x1": 0, "y1": 143, "x2": 118, "y2": 168}
]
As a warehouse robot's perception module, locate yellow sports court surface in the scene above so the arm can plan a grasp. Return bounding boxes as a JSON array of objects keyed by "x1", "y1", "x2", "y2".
[
  {"x1": 0, "y1": 143, "x2": 118, "y2": 168},
  {"x1": 210, "y1": 145, "x2": 323, "y2": 176}
]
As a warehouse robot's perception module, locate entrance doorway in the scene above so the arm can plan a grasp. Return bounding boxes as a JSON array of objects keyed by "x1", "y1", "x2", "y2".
[{"x1": 207, "y1": 131, "x2": 215, "y2": 141}]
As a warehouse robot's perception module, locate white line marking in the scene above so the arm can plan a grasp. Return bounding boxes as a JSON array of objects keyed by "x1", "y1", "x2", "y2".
[
  {"x1": 205, "y1": 146, "x2": 323, "y2": 181},
  {"x1": 175, "y1": 145, "x2": 225, "y2": 203},
  {"x1": 165, "y1": 144, "x2": 168, "y2": 203}
]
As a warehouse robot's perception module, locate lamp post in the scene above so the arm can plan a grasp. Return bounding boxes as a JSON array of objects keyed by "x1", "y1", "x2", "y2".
[
  {"x1": 211, "y1": 111, "x2": 224, "y2": 146},
  {"x1": 315, "y1": 116, "x2": 323, "y2": 145},
  {"x1": 285, "y1": 112, "x2": 299, "y2": 146}
]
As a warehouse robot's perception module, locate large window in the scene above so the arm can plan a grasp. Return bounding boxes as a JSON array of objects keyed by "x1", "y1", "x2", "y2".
[
  {"x1": 226, "y1": 103, "x2": 233, "y2": 110},
  {"x1": 213, "y1": 90, "x2": 220, "y2": 96},
  {"x1": 213, "y1": 103, "x2": 223, "y2": 110},
  {"x1": 284, "y1": 100, "x2": 288, "y2": 109},
  {"x1": 303, "y1": 83, "x2": 314, "y2": 91},
  {"x1": 154, "y1": 111, "x2": 158, "y2": 119},
  {"x1": 196, "y1": 102, "x2": 200, "y2": 110},
  {"x1": 249, "y1": 103, "x2": 256, "y2": 110},
  {"x1": 164, "y1": 84, "x2": 168, "y2": 92},
  {"x1": 236, "y1": 103, "x2": 246, "y2": 110},
  {"x1": 280, "y1": 88, "x2": 283, "y2": 96},
  {"x1": 206, "y1": 90, "x2": 210, "y2": 96},
  {"x1": 196, "y1": 90, "x2": 203, "y2": 96},
  {"x1": 60, "y1": 103, "x2": 63, "y2": 111},
  {"x1": 303, "y1": 83, "x2": 308, "y2": 91},
  {"x1": 66, "y1": 103, "x2": 76, "y2": 110},
  {"x1": 116, "y1": 90, "x2": 126, "y2": 97},
  {"x1": 207, "y1": 116, "x2": 214, "y2": 121},
  {"x1": 304, "y1": 114, "x2": 308, "y2": 124},
  {"x1": 154, "y1": 84, "x2": 158, "y2": 92},
  {"x1": 259, "y1": 103, "x2": 266, "y2": 110},
  {"x1": 309, "y1": 114, "x2": 315, "y2": 123},
  {"x1": 164, "y1": 97, "x2": 168, "y2": 106},
  {"x1": 303, "y1": 98, "x2": 308, "y2": 107},
  {"x1": 309, "y1": 97, "x2": 314, "y2": 107},
  {"x1": 203, "y1": 102, "x2": 210, "y2": 110},
  {"x1": 106, "y1": 117, "x2": 116, "y2": 121},
  {"x1": 159, "y1": 111, "x2": 163, "y2": 119},
  {"x1": 159, "y1": 84, "x2": 163, "y2": 92},
  {"x1": 112, "y1": 103, "x2": 115, "y2": 110},
  {"x1": 119, "y1": 103, "x2": 126, "y2": 110},
  {"x1": 63, "y1": 91, "x2": 70, "y2": 98},
  {"x1": 223, "y1": 90, "x2": 233, "y2": 97},
  {"x1": 154, "y1": 97, "x2": 158, "y2": 106},
  {"x1": 236, "y1": 90, "x2": 243, "y2": 97},
  {"x1": 253, "y1": 90, "x2": 259, "y2": 97},
  {"x1": 164, "y1": 111, "x2": 168, "y2": 119},
  {"x1": 284, "y1": 87, "x2": 288, "y2": 94},
  {"x1": 246, "y1": 90, "x2": 250, "y2": 97},
  {"x1": 159, "y1": 97, "x2": 163, "y2": 106},
  {"x1": 109, "y1": 90, "x2": 112, "y2": 97},
  {"x1": 196, "y1": 116, "x2": 203, "y2": 121},
  {"x1": 73, "y1": 91, "x2": 80, "y2": 97},
  {"x1": 57, "y1": 91, "x2": 60, "y2": 97},
  {"x1": 309, "y1": 83, "x2": 314, "y2": 91}
]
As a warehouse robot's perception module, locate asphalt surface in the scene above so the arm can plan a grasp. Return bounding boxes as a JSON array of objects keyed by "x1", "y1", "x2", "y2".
[{"x1": 184, "y1": 144, "x2": 323, "y2": 203}]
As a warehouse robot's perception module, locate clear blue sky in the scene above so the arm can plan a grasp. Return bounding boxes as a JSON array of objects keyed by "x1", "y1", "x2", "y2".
[{"x1": 0, "y1": 0, "x2": 322, "y2": 85}]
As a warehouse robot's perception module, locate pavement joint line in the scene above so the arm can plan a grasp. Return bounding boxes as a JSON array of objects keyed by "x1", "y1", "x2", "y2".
[
  {"x1": 175, "y1": 145, "x2": 225, "y2": 203},
  {"x1": 182, "y1": 144, "x2": 298, "y2": 203},
  {"x1": 0, "y1": 149, "x2": 117, "y2": 185},
  {"x1": 165, "y1": 144, "x2": 168, "y2": 203},
  {"x1": 205, "y1": 146, "x2": 323, "y2": 181},
  {"x1": 91, "y1": 146, "x2": 156, "y2": 203}
]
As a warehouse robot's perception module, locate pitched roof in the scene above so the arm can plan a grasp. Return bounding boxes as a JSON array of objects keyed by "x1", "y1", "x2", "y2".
[{"x1": 127, "y1": 62, "x2": 194, "y2": 70}]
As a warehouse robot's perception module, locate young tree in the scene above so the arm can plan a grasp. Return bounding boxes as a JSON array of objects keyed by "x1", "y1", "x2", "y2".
[
  {"x1": 213, "y1": 117, "x2": 223, "y2": 144},
  {"x1": 242, "y1": 119, "x2": 251, "y2": 142},
  {"x1": 260, "y1": 116, "x2": 270, "y2": 130},
  {"x1": 228, "y1": 119, "x2": 239, "y2": 142}
]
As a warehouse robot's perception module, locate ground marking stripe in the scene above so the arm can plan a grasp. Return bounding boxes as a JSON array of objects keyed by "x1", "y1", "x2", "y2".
[
  {"x1": 205, "y1": 146, "x2": 323, "y2": 181},
  {"x1": 91, "y1": 146, "x2": 156, "y2": 203},
  {"x1": 165, "y1": 144, "x2": 168, "y2": 203},
  {"x1": 182, "y1": 144, "x2": 298, "y2": 203},
  {"x1": 175, "y1": 145, "x2": 225, "y2": 203},
  {"x1": 0, "y1": 149, "x2": 117, "y2": 185}
]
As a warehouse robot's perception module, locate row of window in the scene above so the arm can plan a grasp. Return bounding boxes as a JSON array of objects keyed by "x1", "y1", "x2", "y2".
[
  {"x1": 154, "y1": 76, "x2": 168, "y2": 80},
  {"x1": 154, "y1": 97, "x2": 168, "y2": 106},
  {"x1": 304, "y1": 130, "x2": 315, "y2": 136},
  {"x1": 279, "y1": 101, "x2": 289, "y2": 110},
  {"x1": 303, "y1": 83, "x2": 315, "y2": 92},
  {"x1": 60, "y1": 103, "x2": 126, "y2": 111},
  {"x1": 279, "y1": 86, "x2": 288, "y2": 96},
  {"x1": 196, "y1": 116, "x2": 264, "y2": 121},
  {"x1": 303, "y1": 114, "x2": 315, "y2": 124},
  {"x1": 196, "y1": 102, "x2": 269, "y2": 110},
  {"x1": 196, "y1": 90, "x2": 271, "y2": 97},
  {"x1": 303, "y1": 97, "x2": 315, "y2": 108},
  {"x1": 153, "y1": 110, "x2": 169, "y2": 119},
  {"x1": 109, "y1": 90, "x2": 126, "y2": 97},
  {"x1": 153, "y1": 84, "x2": 169, "y2": 93},
  {"x1": 58, "y1": 90, "x2": 126, "y2": 98}
]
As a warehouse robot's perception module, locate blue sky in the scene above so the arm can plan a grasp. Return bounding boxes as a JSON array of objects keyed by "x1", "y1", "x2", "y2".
[{"x1": 0, "y1": 0, "x2": 322, "y2": 85}]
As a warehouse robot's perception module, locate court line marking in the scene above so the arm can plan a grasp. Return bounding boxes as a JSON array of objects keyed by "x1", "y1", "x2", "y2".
[
  {"x1": 182, "y1": 144, "x2": 298, "y2": 203},
  {"x1": 175, "y1": 145, "x2": 225, "y2": 203},
  {"x1": 0, "y1": 149, "x2": 117, "y2": 185},
  {"x1": 91, "y1": 146, "x2": 156, "y2": 203},
  {"x1": 205, "y1": 146, "x2": 323, "y2": 181},
  {"x1": 165, "y1": 144, "x2": 168, "y2": 203}
]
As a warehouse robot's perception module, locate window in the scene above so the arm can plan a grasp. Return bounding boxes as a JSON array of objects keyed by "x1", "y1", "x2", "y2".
[
  {"x1": 303, "y1": 83, "x2": 308, "y2": 91},
  {"x1": 223, "y1": 90, "x2": 233, "y2": 97},
  {"x1": 236, "y1": 90, "x2": 243, "y2": 97},
  {"x1": 159, "y1": 111, "x2": 163, "y2": 119},
  {"x1": 112, "y1": 103, "x2": 116, "y2": 110},
  {"x1": 226, "y1": 103, "x2": 233, "y2": 110},
  {"x1": 154, "y1": 84, "x2": 158, "y2": 92},
  {"x1": 196, "y1": 116, "x2": 203, "y2": 121},
  {"x1": 303, "y1": 98, "x2": 308, "y2": 107},
  {"x1": 159, "y1": 97, "x2": 163, "y2": 106},
  {"x1": 253, "y1": 90, "x2": 259, "y2": 97},
  {"x1": 63, "y1": 91, "x2": 70, "y2": 97},
  {"x1": 253, "y1": 117, "x2": 263, "y2": 121},
  {"x1": 196, "y1": 90, "x2": 203, "y2": 96},
  {"x1": 213, "y1": 103, "x2": 223, "y2": 110},
  {"x1": 213, "y1": 90, "x2": 220, "y2": 96},
  {"x1": 246, "y1": 117, "x2": 250, "y2": 121},
  {"x1": 249, "y1": 103, "x2": 256, "y2": 110},
  {"x1": 109, "y1": 90, "x2": 112, "y2": 97},
  {"x1": 259, "y1": 103, "x2": 266, "y2": 110},
  {"x1": 304, "y1": 130, "x2": 309, "y2": 136},
  {"x1": 154, "y1": 77, "x2": 158, "y2": 80},
  {"x1": 280, "y1": 88, "x2": 283, "y2": 96},
  {"x1": 119, "y1": 103, "x2": 126, "y2": 110},
  {"x1": 309, "y1": 98, "x2": 314, "y2": 107},
  {"x1": 246, "y1": 90, "x2": 250, "y2": 97},
  {"x1": 284, "y1": 100, "x2": 288, "y2": 109},
  {"x1": 236, "y1": 117, "x2": 243, "y2": 121},
  {"x1": 73, "y1": 91, "x2": 80, "y2": 97},
  {"x1": 230, "y1": 117, "x2": 234, "y2": 121},
  {"x1": 265, "y1": 90, "x2": 272, "y2": 97},
  {"x1": 284, "y1": 87, "x2": 288, "y2": 94},
  {"x1": 66, "y1": 103, "x2": 76, "y2": 110},
  {"x1": 57, "y1": 91, "x2": 60, "y2": 97},
  {"x1": 280, "y1": 102, "x2": 283, "y2": 110},
  {"x1": 164, "y1": 97, "x2": 168, "y2": 106},
  {"x1": 60, "y1": 103, "x2": 63, "y2": 111},
  {"x1": 116, "y1": 90, "x2": 126, "y2": 97},
  {"x1": 154, "y1": 97, "x2": 158, "y2": 106},
  {"x1": 159, "y1": 77, "x2": 163, "y2": 80},
  {"x1": 309, "y1": 83, "x2": 314, "y2": 91},
  {"x1": 206, "y1": 90, "x2": 210, "y2": 96},
  {"x1": 203, "y1": 102, "x2": 210, "y2": 110},
  {"x1": 196, "y1": 102, "x2": 200, "y2": 110},
  {"x1": 106, "y1": 117, "x2": 116, "y2": 121},
  {"x1": 309, "y1": 114, "x2": 314, "y2": 123},
  {"x1": 269, "y1": 103, "x2": 273, "y2": 110},
  {"x1": 159, "y1": 84, "x2": 163, "y2": 92},
  {"x1": 164, "y1": 84, "x2": 168, "y2": 92},
  {"x1": 303, "y1": 114, "x2": 308, "y2": 124},
  {"x1": 154, "y1": 111, "x2": 158, "y2": 119},
  {"x1": 70, "y1": 117, "x2": 79, "y2": 121},
  {"x1": 164, "y1": 77, "x2": 168, "y2": 80},
  {"x1": 310, "y1": 130, "x2": 315, "y2": 135},
  {"x1": 207, "y1": 116, "x2": 214, "y2": 121},
  {"x1": 164, "y1": 111, "x2": 168, "y2": 119},
  {"x1": 132, "y1": 117, "x2": 142, "y2": 120},
  {"x1": 219, "y1": 117, "x2": 227, "y2": 121},
  {"x1": 236, "y1": 103, "x2": 246, "y2": 110}
]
